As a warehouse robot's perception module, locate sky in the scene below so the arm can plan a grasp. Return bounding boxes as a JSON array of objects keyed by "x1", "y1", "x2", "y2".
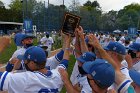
[{"x1": 1, "y1": 0, "x2": 140, "y2": 12}]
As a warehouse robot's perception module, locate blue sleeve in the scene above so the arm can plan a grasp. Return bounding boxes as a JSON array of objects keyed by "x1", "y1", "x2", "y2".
[
  {"x1": 55, "y1": 50, "x2": 64, "y2": 62},
  {"x1": 5, "y1": 62, "x2": 14, "y2": 72},
  {"x1": 0, "y1": 72, "x2": 3, "y2": 78},
  {"x1": 59, "y1": 59, "x2": 68, "y2": 69},
  {"x1": 0, "y1": 71, "x2": 9, "y2": 91}
]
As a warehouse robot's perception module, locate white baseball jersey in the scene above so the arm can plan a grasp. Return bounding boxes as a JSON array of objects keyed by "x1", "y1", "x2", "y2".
[
  {"x1": 70, "y1": 61, "x2": 79, "y2": 85},
  {"x1": 70, "y1": 61, "x2": 92, "y2": 93},
  {"x1": 7, "y1": 49, "x2": 63, "y2": 72},
  {"x1": 116, "y1": 79, "x2": 133, "y2": 93},
  {"x1": 40, "y1": 37, "x2": 54, "y2": 49},
  {"x1": 46, "y1": 55, "x2": 60, "y2": 70},
  {"x1": 77, "y1": 75, "x2": 92, "y2": 93},
  {"x1": 21, "y1": 54, "x2": 62, "y2": 71},
  {"x1": 135, "y1": 37, "x2": 140, "y2": 43},
  {"x1": 132, "y1": 60, "x2": 140, "y2": 73},
  {"x1": 11, "y1": 47, "x2": 26, "y2": 59},
  {"x1": 45, "y1": 49, "x2": 64, "y2": 70},
  {"x1": 108, "y1": 60, "x2": 133, "y2": 93},
  {"x1": 6, "y1": 47, "x2": 26, "y2": 72},
  {"x1": 0, "y1": 66, "x2": 64, "y2": 93}
]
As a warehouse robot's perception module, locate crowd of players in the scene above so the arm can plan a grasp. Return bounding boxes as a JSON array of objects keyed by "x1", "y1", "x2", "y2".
[{"x1": 0, "y1": 26, "x2": 140, "y2": 93}]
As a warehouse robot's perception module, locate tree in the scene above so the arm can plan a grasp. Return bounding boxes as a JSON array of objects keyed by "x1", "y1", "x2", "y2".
[
  {"x1": 0, "y1": 1, "x2": 4, "y2": 8},
  {"x1": 91, "y1": 1, "x2": 100, "y2": 8},
  {"x1": 8, "y1": 0, "x2": 23, "y2": 22},
  {"x1": 80, "y1": 0, "x2": 102, "y2": 31},
  {"x1": 83, "y1": 1, "x2": 92, "y2": 7},
  {"x1": 117, "y1": 3, "x2": 140, "y2": 30},
  {"x1": 68, "y1": 0, "x2": 81, "y2": 14},
  {"x1": 9, "y1": 0, "x2": 22, "y2": 11}
]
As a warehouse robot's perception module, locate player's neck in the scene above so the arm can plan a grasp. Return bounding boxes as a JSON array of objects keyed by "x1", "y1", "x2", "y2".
[{"x1": 38, "y1": 68, "x2": 48, "y2": 74}]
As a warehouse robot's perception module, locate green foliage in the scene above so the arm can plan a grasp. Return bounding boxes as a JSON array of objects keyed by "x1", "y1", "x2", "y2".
[
  {"x1": 0, "y1": 1, "x2": 4, "y2": 8},
  {"x1": 83, "y1": 0, "x2": 100, "y2": 8},
  {"x1": 9, "y1": 0, "x2": 22, "y2": 11},
  {"x1": 0, "y1": 0, "x2": 140, "y2": 31},
  {"x1": 117, "y1": 3, "x2": 140, "y2": 30}
]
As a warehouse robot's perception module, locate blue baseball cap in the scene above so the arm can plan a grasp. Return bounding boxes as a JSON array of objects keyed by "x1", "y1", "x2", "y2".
[
  {"x1": 129, "y1": 69, "x2": 140, "y2": 86},
  {"x1": 17, "y1": 46, "x2": 46, "y2": 63},
  {"x1": 104, "y1": 41, "x2": 126, "y2": 55},
  {"x1": 46, "y1": 32, "x2": 50, "y2": 35},
  {"x1": 128, "y1": 43, "x2": 140, "y2": 52},
  {"x1": 82, "y1": 59, "x2": 115, "y2": 87},
  {"x1": 14, "y1": 33, "x2": 24, "y2": 46},
  {"x1": 21, "y1": 34, "x2": 34, "y2": 41},
  {"x1": 76, "y1": 52, "x2": 96, "y2": 63}
]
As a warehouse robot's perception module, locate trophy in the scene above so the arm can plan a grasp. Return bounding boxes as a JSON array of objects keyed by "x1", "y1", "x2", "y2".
[{"x1": 62, "y1": 12, "x2": 81, "y2": 37}]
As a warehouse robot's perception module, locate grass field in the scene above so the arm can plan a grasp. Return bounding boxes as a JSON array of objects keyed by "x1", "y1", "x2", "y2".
[{"x1": 0, "y1": 37, "x2": 76, "y2": 93}]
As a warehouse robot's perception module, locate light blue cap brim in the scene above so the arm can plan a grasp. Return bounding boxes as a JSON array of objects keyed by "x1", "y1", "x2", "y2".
[
  {"x1": 76, "y1": 57, "x2": 86, "y2": 63},
  {"x1": 82, "y1": 62, "x2": 94, "y2": 74},
  {"x1": 103, "y1": 46, "x2": 110, "y2": 51},
  {"x1": 17, "y1": 55, "x2": 25, "y2": 60}
]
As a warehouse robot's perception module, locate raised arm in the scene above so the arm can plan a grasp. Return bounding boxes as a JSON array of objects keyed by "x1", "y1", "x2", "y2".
[
  {"x1": 59, "y1": 68, "x2": 79, "y2": 93},
  {"x1": 88, "y1": 34, "x2": 128, "y2": 86},
  {"x1": 58, "y1": 33, "x2": 71, "y2": 69},
  {"x1": 76, "y1": 26, "x2": 88, "y2": 53},
  {"x1": 74, "y1": 28, "x2": 82, "y2": 58},
  {"x1": 88, "y1": 34, "x2": 119, "y2": 70}
]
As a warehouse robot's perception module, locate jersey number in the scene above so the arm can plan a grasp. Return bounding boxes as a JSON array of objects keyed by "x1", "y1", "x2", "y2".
[{"x1": 38, "y1": 88, "x2": 58, "y2": 93}]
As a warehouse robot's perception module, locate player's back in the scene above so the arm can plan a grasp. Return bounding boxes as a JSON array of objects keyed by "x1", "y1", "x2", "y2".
[{"x1": 1, "y1": 70, "x2": 63, "y2": 93}]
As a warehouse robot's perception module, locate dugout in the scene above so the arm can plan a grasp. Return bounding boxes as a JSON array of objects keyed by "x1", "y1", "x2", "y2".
[{"x1": 0, "y1": 21, "x2": 23, "y2": 34}]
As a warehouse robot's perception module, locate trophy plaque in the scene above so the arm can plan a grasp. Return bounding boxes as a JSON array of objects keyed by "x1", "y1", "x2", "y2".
[{"x1": 62, "y1": 12, "x2": 81, "y2": 37}]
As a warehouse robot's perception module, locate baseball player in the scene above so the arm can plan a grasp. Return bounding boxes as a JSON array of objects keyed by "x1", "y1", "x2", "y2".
[
  {"x1": 103, "y1": 41, "x2": 133, "y2": 91},
  {"x1": 69, "y1": 26, "x2": 96, "y2": 93},
  {"x1": 128, "y1": 43, "x2": 140, "y2": 73},
  {"x1": 87, "y1": 34, "x2": 135, "y2": 93},
  {"x1": 59, "y1": 58, "x2": 115, "y2": 93},
  {"x1": 5, "y1": 34, "x2": 34, "y2": 71},
  {"x1": 6, "y1": 40, "x2": 65, "y2": 72},
  {"x1": 0, "y1": 33, "x2": 71, "y2": 93},
  {"x1": 59, "y1": 33, "x2": 136, "y2": 93},
  {"x1": 40, "y1": 32, "x2": 54, "y2": 56},
  {"x1": 127, "y1": 43, "x2": 140, "y2": 92}
]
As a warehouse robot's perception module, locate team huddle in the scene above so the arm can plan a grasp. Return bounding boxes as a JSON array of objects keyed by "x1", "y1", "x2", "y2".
[{"x1": 0, "y1": 26, "x2": 140, "y2": 93}]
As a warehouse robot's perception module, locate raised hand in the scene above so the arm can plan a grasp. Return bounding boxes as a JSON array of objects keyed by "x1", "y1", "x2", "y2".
[
  {"x1": 75, "y1": 26, "x2": 84, "y2": 39},
  {"x1": 88, "y1": 34, "x2": 100, "y2": 48}
]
